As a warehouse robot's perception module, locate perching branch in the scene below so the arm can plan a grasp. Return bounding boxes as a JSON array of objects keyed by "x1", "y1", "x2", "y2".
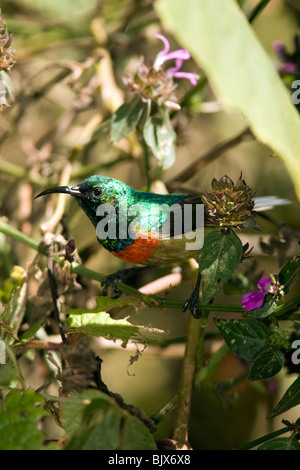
[{"x1": 2, "y1": 217, "x2": 300, "y2": 317}]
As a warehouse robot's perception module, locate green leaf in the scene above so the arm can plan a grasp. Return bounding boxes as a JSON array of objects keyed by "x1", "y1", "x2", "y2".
[
  {"x1": 71, "y1": 295, "x2": 140, "y2": 312},
  {"x1": 155, "y1": 0, "x2": 300, "y2": 200},
  {"x1": 1, "y1": 281, "x2": 28, "y2": 343},
  {"x1": 67, "y1": 311, "x2": 139, "y2": 343},
  {"x1": 0, "y1": 389, "x2": 49, "y2": 450},
  {"x1": 0, "y1": 71, "x2": 15, "y2": 108},
  {"x1": 63, "y1": 390, "x2": 156, "y2": 450},
  {"x1": 269, "y1": 375, "x2": 300, "y2": 418},
  {"x1": 19, "y1": 318, "x2": 46, "y2": 340},
  {"x1": 91, "y1": 118, "x2": 112, "y2": 141},
  {"x1": 199, "y1": 230, "x2": 243, "y2": 303},
  {"x1": 216, "y1": 318, "x2": 286, "y2": 379},
  {"x1": 279, "y1": 256, "x2": 300, "y2": 293},
  {"x1": 66, "y1": 403, "x2": 121, "y2": 450},
  {"x1": 243, "y1": 217, "x2": 261, "y2": 232},
  {"x1": 143, "y1": 112, "x2": 176, "y2": 169},
  {"x1": 67, "y1": 298, "x2": 165, "y2": 345},
  {"x1": 257, "y1": 437, "x2": 300, "y2": 450},
  {"x1": 215, "y1": 318, "x2": 270, "y2": 360},
  {"x1": 120, "y1": 415, "x2": 157, "y2": 450},
  {"x1": 110, "y1": 98, "x2": 146, "y2": 142},
  {"x1": 249, "y1": 348, "x2": 284, "y2": 381},
  {"x1": 62, "y1": 389, "x2": 110, "y2": 440},
  {"x1": 244, "y1": 300, "x2": 277, "y2": 319}
]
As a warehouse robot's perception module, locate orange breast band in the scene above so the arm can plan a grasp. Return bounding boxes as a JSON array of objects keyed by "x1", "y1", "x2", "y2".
[{"x1": 111, "y1": 236, "x2": 160, "y2": 264}]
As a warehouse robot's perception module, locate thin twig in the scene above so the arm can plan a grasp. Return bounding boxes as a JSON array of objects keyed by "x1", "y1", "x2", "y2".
[
  {"x1": 248, "y1": 0, "x2": 271, "y2": 23},
  {"x1": 47, "y1": 263, "x2": 67, "y2": 345},
  {"x1": 256, "y1": 211, "x2": 300, "y2": 239},
  {"x1": 47, "y1": 252, "x2": 67, "y2": 345},
  {"x1": 166, "y1": 127, "x2": 253, "y2": 191}
]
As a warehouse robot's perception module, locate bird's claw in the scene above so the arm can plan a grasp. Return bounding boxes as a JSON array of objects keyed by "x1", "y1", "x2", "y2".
[
  {"x1": 101, "y1": 266, "x2": 155, "y2": 298},
  {"x1": 101, "y1": 271, "x2": 129, "y2": 298},
  {"x1": 182, "y1": 290, "x2": 202, "y2": 319}
]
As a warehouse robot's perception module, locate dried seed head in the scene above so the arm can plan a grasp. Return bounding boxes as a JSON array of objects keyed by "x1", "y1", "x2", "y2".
[
  {"x1": 202, "y1": 174, "x2": 256, "y2": 227},
  {"x1": 123, "y1": 35, "x2": 198, "y2": 110},
  {"x1": 0, "y1": 10, "x2": 15, "y2": 110},
  {"x1": 123, "y1": 58, "x2": 179, "y2": 109},
  {"x1": 0, "y1": 11, "x2": 15, "y2": 72},
  {"x1": 59, "y1": 341, "x2": 101, "y2": 394}
]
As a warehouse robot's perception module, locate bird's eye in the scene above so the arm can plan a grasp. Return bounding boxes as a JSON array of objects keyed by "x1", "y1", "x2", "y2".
[{"x1": 93, "y1": 188, "x2": 103, "y2": 197}]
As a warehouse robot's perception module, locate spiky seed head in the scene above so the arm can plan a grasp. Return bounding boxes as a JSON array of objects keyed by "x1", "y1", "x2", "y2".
[{"x1": 201, "y1": 175, "x2": 256, "y2": 227}]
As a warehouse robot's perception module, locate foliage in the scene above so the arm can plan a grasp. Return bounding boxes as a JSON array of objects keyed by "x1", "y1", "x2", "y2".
[{"x1": 0, "y1": 0, "x2": 300, "y2": 451}]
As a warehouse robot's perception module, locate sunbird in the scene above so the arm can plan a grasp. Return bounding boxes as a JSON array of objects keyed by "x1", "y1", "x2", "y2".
[{"x1": 35, "y1": 174, "x2": 290, "y2": 318}]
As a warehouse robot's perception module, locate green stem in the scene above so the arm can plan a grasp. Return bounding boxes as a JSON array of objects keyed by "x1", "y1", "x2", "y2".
[
  {"x1": 0, "y1": 218, "x2": 246, "y2": 313},
  {"x1": 151, "y1": 343, "x2": 230, "y2": 424},
  {"x1": 141, "y1": 137, "x2": 151, "y2": 191},
  {"x1": 273, "y1": 295, "x2": 300, "y2": 318},
  {"x1": 173, "y1": 313, "x2": 203, "y2": 447},
  {"x1": 0, "y1": 159, "x2": 49, "y2": 186},
  {"x1": 196, "y1": 308, "x2": 210, "y2": 364},
  {"x1": 2, "y1": 218, "x2": 298, "y2": 317},
  {"x1": 5, "y1": 345, "x2": 26, "y2": 391},
  {"x1": 0, "y1": 219, "x2": 47, "y2": 255},
  {"x1": 170, "y1": 76, "x2": 207, "y2": 120},
  {"x1": 195, "y1": 342, "x2": 230, "y2": 385},
  {"x1": 151, "y1": 341, "x2": 232, "y2": 425},
  {"x1": 150, "y1": 394, "x2": 178, "y2": 424},
  {"x1": 217, "y1": 371, "x2": 248, "y2": 392},
  {"x1": 248, "y1": 0, "x2": 271, "y2": 23}
]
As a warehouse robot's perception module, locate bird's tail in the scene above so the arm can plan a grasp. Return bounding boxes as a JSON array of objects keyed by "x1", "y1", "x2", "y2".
[{"x1": 254, "y1": 196, "x2": 292, "y2": 212}]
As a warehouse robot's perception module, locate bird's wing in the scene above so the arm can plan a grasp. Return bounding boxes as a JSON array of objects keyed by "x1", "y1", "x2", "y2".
[
  {"x1": 129, "y1": 194, "x2": 203, "y2": 240},
  {"x1": 129, "y1": 195, "x2": 293, "y2": 240}
]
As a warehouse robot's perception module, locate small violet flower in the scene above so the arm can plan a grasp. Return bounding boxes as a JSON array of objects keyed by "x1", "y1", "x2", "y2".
[
  {"x1": 273, "y1": 36, "x2": 300, "y2": 75},
  {"x1": 154, "y1": 34, "x2": 199, "y2": 86},
  {"x1": 241, "y1": 275, "x2": 280, "y2": 312}
]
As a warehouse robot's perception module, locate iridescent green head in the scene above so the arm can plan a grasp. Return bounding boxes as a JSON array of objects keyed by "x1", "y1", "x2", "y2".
[{"x1": 35, "y1": 175, "x2": 133, "y2": 226}]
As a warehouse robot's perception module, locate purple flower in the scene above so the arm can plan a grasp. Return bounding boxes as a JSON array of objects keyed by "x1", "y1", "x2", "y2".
[
  {"x1": 167, "y1": 58, "x2": 199, "y2": 86},
  {"x1": 273, "y1": 36, "x2": 300, "y2": 75},
  {"x1": 154, "y1": 34, "x2": 199, "y2": 86},
  {"x1": 279, "y1": 62, "x2": 299, "y2": 74},
  {"x1": 266, "y1": 377, "x2": 277, "y2": 393},
  {"x1": 273, "y1": 40, "x2": 284, "y2": 53},
  {"x1": 241, "y1": 276, "x2": 278, "y2": 311}
]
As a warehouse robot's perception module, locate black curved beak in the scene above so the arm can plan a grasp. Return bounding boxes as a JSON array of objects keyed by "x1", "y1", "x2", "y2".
[{"x1": 34, "y1": 185, "x2": 83, "y2": 199}]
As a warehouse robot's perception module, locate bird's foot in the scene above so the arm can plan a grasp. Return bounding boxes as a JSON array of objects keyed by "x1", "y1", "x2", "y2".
[
  {"x1": 182, "y1": 289, "x2": 202, "y2": 319},
  {"x1": 101, "y1": 266, "x2": 154, "y2": 298},
  {"x1": 101, "y1": 268, "x2": 134, "y2": 298}
]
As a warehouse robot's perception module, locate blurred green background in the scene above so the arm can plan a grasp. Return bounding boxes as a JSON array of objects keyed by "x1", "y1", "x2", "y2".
[{"x1": 0, "y1": 0, "x2": 300, "y2": 449}]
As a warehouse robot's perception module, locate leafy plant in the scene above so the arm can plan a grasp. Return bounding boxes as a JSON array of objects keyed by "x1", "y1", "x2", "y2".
[{"x1": 0, "y1": 0, "x2": 300, "y2": 451}]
